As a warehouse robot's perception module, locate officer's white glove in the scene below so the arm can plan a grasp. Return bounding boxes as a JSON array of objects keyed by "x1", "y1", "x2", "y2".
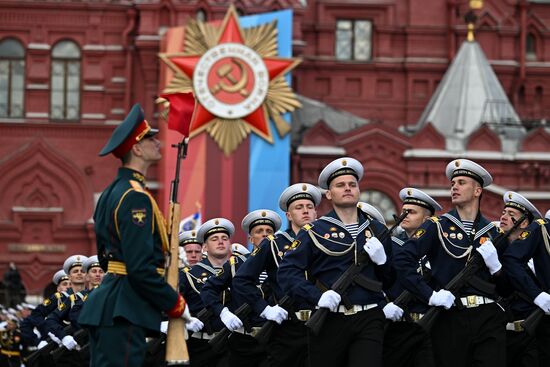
[
  {"x1": 185, "y1": 317, "x2": 204, "y2": 332},
  {"x1": 37, "y1": 340, "x2": 48, "y2": 349},
  {"x1": 47, "y1": 332, "x2": 62, "y2": 346},
  {"x1": 428, "y1": 289, "x2": 455, "y2": 310},
  {"x1": 260, "y1": 305, "x2": 288, "y2": 324},
  {"x1": 363, "y1": 237, "x2": 387, "y2": 265},
  {"x1": 61, "y1": 335, "x2": 79, "y2": 351},
  {"x1": 382, "y1": 302, "x2": 404, "y2": 321},
  {"x1": 476, "y1": 241, "x2": 502, "y2": 275},
  {"x1": 534, "y1": 292, "x2": 550, "y2": 313},
  {"x1": 220, "y1": 307, "x2": 243, "y2": 331},
  {"x1": 317, "y1": 290, "x2": 341, "y2": 312},
  {"x1": 160, "y1": 321, "x2": 169, "y2": 334}
]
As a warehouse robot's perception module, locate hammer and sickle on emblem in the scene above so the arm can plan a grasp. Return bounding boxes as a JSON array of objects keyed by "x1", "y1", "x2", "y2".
[{"x1": 211, "y1": 58, "x2": 249, "y2": 97}]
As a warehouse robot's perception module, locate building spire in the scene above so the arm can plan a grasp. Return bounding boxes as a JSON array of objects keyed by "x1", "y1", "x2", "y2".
[{"x1": 465, "y1": 0, "x2": 483, "y2": 42}]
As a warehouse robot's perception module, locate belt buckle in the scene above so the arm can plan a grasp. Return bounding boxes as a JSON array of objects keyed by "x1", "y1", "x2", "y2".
[
  {"x1": 344, "y1": 306, "x2": 358, "y2": 315},
  {"x1": 410, "y1": 313, "x2": 421, "y2": 322},
  {"x1": 466, "y1": 295, "x2": 479, "y2": 308},
  {"x1": 514, "y1": 321, "x2": 524, "y2": 332},
  {"x1": 299, "y1": 310, "x2": 311, "y2": 321}
]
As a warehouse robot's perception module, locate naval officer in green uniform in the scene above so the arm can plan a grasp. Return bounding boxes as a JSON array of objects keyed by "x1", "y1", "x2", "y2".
[{"x1": 78, "y1": 104, "x2": 198, "y2": 367}]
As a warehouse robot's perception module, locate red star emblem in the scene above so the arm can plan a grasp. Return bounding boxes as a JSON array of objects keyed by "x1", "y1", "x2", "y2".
[{"x1": 163, "y1": 7, "x2": 299, "y2": 143}]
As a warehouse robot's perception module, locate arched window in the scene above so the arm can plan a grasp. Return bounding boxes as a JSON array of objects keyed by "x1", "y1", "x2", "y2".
[
  {"x1": 359, "y1": 190, "x2": 397, "y2": 224},
  {"x1": 526, "y1": 33, "x2": 536, "y2": 61},
  {"x1": 50, "y1": 40, "x2": 80, "y2": 120},
  {"x1": 0, "y1": 38, "x2": 25, "y2": 118},
  {"x1": 196, "y1": 9, "x2": 207, "y2": 22}
]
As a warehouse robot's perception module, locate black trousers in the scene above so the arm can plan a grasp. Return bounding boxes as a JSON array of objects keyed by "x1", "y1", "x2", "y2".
[
  {"x1": 308, "y1": 307, "x2": 385, "y2": 367},
  {"x1": 536, "y1": 316, "x2": 550, "y2": 367},
  {"x1": 506, "y1": 330, "x2": 538, "y2": 367},
  {"x1": 226, "y1": 332, "x2": 267, "y2": 367},
  {"x1": 383, "y1": 321, "x2": 435, "y2": 367},
  {"x1": 431, "y1": 303, "x2": 507, "y2": 367},
  {"x1": 0, "y1": 353, "x2": 20, "y2": 367},
  {"x1": 267, "y1": 319, "x2": 308, "y2": 367},
  {"x1": 187, "y1": 336, "x2": 228, "y2": 367}
]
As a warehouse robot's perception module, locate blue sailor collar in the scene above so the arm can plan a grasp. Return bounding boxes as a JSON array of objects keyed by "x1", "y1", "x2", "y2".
[
  {"x1": 441, "y1": 209, "x2": 495, "y2": 241},
  {"x1": 195, "y1": 258, "x2": 221, "y2": 275},
  {"x1": 320, "y1": 209, "x2": 372, "y2": 235},
  {"x1": 391, "y1": 231, "x2": 409, "y2": 246}
]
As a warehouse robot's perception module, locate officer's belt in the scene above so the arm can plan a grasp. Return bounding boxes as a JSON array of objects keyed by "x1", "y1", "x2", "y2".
[
  {"x1": 107, "y1": 261, "x2": 165, "y2": 276},
  {"x1": 506, "y1": 320, "x2": 525, "y2": 332},
  {"x1": 1, "y1": 350, "x2": 20, "y2": 357}
]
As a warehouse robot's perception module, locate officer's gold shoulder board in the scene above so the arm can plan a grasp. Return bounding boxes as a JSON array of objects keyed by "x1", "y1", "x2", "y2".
[
  {"x1": 129, "y1": 180, "x2": 145, "y2": 193},
  {"x1": 183, "y1": 266, "x2": 190, "y2": 273},
  {"x1": 267, "y1": 234, "x2": 275, "y2": 241},
  {"x1": 290, "y1": 240, "x2": 301, "y2": 250},
  {"x1": 58, "y1": 301, "x2": 66, "y2": 311},
  {"x1": 536, "y1": 219, "x2": 546, "y2": 226},
  {"x1": 428, "y1": 216, "x2": 439, "y2": 223},
  {"x1": 413, "y1": 229, "x2": 426, "y2": 239},
  {"x1": 519, "y1": 231, "x2": 530, "y2": 240},
  {"x1": 303, "y1": 224, "x2": 313, "y2": 231},
  {"x1": 251, "y1": 246, "x2": 261, "y2": 256}
]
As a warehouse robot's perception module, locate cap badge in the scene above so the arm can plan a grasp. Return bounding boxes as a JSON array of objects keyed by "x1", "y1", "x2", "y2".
[
  {"x1": 407, "y1": 189, "x2": 412, "y2": 196},
  {"x1": 342, "y1": 159, "x2": 347, "y2": 166},
  {"x1": 508, "y1": 193, "x2": 513, "y2": 200},
  {"x1": 261, "y1": 211, "x2": 266, "y2": 217},
  {"x1": 302, "y1": 184, "x2": 307, "y2": 191},
  {"x1": 191, "y1": 231, "x2": 196, "y2": 237},
  {"x1": 215, "y1": 219, "x2": 220, "y2": 225},
  {"x1": 455, "y1": 160, "x2": 460, "y2": 167}
]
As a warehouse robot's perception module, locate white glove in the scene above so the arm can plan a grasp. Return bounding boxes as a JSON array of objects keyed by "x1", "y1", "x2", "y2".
[
  {"x1": 363, "y1": 237, "x2": 387, "y2": 265},
  {"x1": 317, "y1": 290, "x2": 341, "y2": 312},
  {"x1": 33, "y1": 329, "x2": 41, "y2": 340},
  {"x1": 260, "y1": 305, "x2": 289, "y2": 324},
  {"x1": 47, "y1": 332, "x2": 62, "y2": 346},
  {"x1": 61, "y1": 335, "x2": 79, "y2": 351},
  {"x1": 534, "y1": 292, "x2": 550, "y2": 313},
  {"x1": 476, "y1": 241, "x2": 502, "y2": 275},
  {"x1": 220, "y1": 307, "x2": 243, "y2": 331},
  {"x1": 428, "y1": 289, "x2": 455, "y2": 310},
  {"x1": 37, "y1": 340, "x2": 48, "y2": 349},
  {"x1": 382, "y1": 302, "x2": 404, "y2": 321},
  {"x1": 160, "y1": 321, "x2": 169, "y2": 334},
  {"x1": 185, "y1": 317, "x2": 204, "y2": 333},
  {"x1": 181, "y1": 304, "x2": 192, "y2": 322}
]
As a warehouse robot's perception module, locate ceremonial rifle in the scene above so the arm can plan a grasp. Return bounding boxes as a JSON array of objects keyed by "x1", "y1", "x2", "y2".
[
  {"x1": 23, "y1": 325, "x2": 73, "y2": 365},
  {"x1": 418, "y1": 214, "x2": 526, "y2": 331},
  {"x1": 165, "y1": 138, "x2": 190, "y2": 365},
  {"x1": 208, "y1": 303, "x2": 251, "y2": 353},
  {"x1": 306, "y1": 209, "x2": 410, "y2": 335},
  {"x1": 254, "y1": 295, "x2": 294, "y2": 345},
  {"x1": 50, "y1": 328, "x2": 89, "y2": 361},
  {"x1": 521, "y1": 295, "x2": 547, "y2": 335}
]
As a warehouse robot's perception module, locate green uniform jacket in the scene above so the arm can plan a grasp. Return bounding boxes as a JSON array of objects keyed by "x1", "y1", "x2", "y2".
[{"x1": 79, "y1": 167, "x2": 178, "y2": 332}]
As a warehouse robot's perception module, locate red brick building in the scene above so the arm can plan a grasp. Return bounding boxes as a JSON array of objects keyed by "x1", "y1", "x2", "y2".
[{"x1": 0, "y1": 0, "x2": 549, "y2": 293}]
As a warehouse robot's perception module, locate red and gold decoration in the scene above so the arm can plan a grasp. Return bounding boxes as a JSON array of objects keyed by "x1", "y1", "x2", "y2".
[{"x1": 159, "y1": 5, "x2": 301, "y2": 155}]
